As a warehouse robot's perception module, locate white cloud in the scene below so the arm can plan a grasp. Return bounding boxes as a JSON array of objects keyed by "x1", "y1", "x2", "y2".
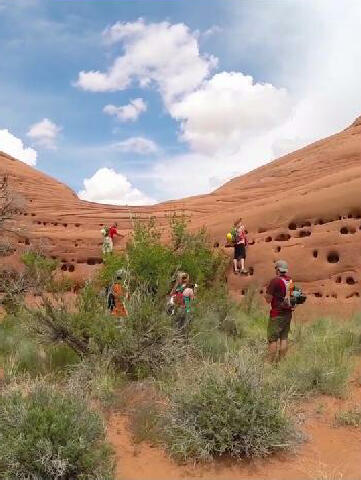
[
  {"x1": 76, "y1": 6, "x2": 361, "y2": 203},
  {"x1": 27, "y1": 118, "x2": 61, "y2": 149},
  {"x1": 113, "y1": 136, "x2": 158, "y2": 155},
  {"x1": 78, "y1": 167, "x2": 155, "y2": 206},
  {"x1": 0, "y1": 128, "x2": 37, "y2": 165},
  {"x1": 202, "y1": 25, "x2": 222, "y2": 39},
  {"x1": 103, "y1": 97, "x2": 147, "y2": 122},
  {"x1": 76, "y1": 18, "x2": 217, "y2": 105},
  {"x1": 170, "y1": 72, "x2": 292, "y2": 154}
]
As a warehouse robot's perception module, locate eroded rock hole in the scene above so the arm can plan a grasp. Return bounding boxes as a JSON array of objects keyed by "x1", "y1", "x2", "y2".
[
  {"x1": 274, "y1": 233, "x2": 291, "y2": 241},
  {"x1": 75, "y1": 223, "x2": 80, "y2": 227},
  {"x1": 314, "y1": 292, "x2": 323, "y2": 298},
  {"x1": 31, "y1": 213, "x2": 36, "y2": 217},
  {"x1": 340, "y1": 226, "x2": 349, "y2": 234},
  {"x1": 335, "y1": 276, "x2": 342, "y2": 284},
  {"x1": 258, "y1": 227, "x2": 267, "y2": 233},
  {"x1": 346, "y1": 276, "x2": 356, "y2": 285},
  {"x1": 313, "y1": 250, "x2": 318, "y2": 258},
  {"x1": 25, "y1": 238, "x2": 30, "y2": 246},
  {"x1": 86, "y1": 257, "x2": 103, "y2": 265},
  {"x1": 331, "y1": 293, "x2": 338, "y2": 299},
  {"x1": 302, "y1": 221, "x2": 311, "y2": 227},
  {"x1": 327, "y1": 252, "x2": 339, "y2": 263},
  {"x1": 249, "y1": 266, "x2": 254, "y2": 276},
  {"x1": 288, "y1": 222, "x2": 297, "y2": 230},
  {"x1": 316, "y1": 219, "x2": 324, "y2": 225},
  {"x1": 346, "y1": 292, "x2": 360, "y2": 298},
  {"x1": 68, "y1": 264, "x2": 75, "y2": 272},
  {"x1": 61, "y1": 264, "x2": 67, "y2": 271},
  {"x1": 299, "y1": 230, "x2": 311, "y2": 238},
  {"x1": 265, "y1": 236, "x2": 272, "y2": 242},
  {"x1": 63, "y1": 223, "x2": 68, "y2": 228},
  {"x1": 213, "y1": 241, "x2": 220, "y2": 248},
  {"x1": 274, "y1": 246, "x2": 281, "y2": 253}
]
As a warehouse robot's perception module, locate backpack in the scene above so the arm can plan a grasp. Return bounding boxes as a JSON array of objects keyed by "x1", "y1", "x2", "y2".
[
  {"x1": 173, "y1": 285, "x2": 186, "y2": 307},
  {"x1": 279, "y1": 276, "x2": 294, "y2": 308},
  {"x1": 101, "y1": 226, "x2": 110, "y2": 237}
]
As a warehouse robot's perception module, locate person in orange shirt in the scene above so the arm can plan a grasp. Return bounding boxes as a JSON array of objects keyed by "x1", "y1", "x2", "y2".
[{"x1": 110, "y1": 269, "x2": 129, "y2": 318}]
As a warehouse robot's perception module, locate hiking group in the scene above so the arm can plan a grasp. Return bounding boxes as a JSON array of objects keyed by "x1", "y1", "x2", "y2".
[
  {"x1": 101, "y1": 222, "x2": 120, "y2": 255},
  {"x1": 102, "y1": 217, "x2": 306, "y2": 361}
]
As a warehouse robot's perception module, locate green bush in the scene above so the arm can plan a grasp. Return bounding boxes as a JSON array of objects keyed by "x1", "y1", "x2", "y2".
[
  {"x1": 275, "y1": 318, "x2": 358, "y2": 397},
  {"x1": 0, "y1": 382, "x2": 114, "y2": 479},
  {"x1": 25, "y1": 283, "x2": 185, "y2": 380},
  {"x1": 0, "y1": 314, "x2": 79, "y2": 378},
  {"x1": 22, "y1": 250, "x2": 58, "y2": 290},
  {"x1": 158, "y1": 351, "x2": 297, "y2": 462},
  {"x1": 99, "y1": 216, "x2": 227, "y2": 298}
]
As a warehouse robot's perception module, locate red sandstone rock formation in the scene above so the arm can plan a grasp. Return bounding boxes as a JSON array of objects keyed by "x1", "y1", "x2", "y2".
[{"x1": 1, "y1": 117, "x2": 360, "y2": 305}]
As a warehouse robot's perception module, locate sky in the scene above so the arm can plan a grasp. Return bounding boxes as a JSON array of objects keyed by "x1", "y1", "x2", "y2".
[{"x1": 0, "y1": 0, "x2": 360, "y2": 205}]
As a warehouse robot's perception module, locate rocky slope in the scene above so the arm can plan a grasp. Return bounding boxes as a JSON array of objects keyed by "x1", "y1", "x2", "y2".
[{"x1": 1, "y1": 117, "x2": 361, "y2": 305}]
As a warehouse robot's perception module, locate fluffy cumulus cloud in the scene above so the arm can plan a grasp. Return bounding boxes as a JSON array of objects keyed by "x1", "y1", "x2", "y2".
[
  {"x1": 78, "y1": 167, "x2": 155, "y2": 206},
  {"x1": 0, "y1": 128, "x2": 37, "y2": 165},
  {"x1": 76, "y1": 5, "x2": 361, "y2": 202},
  {"x1": 76, "y1": 18, "x2": 217, "y2": 105},
  {"x1": 112, "y1": 136, "x2": 158, "y2": 154},
  {"x1": 27, "y1": 118, "x2": 61, "y2": 149},
  {"x1": 170, "y1": 72, "x2": 292, "y2": 154},
  {"x1": 103, "y1": 97, "x2": 147, "y2": 122}
]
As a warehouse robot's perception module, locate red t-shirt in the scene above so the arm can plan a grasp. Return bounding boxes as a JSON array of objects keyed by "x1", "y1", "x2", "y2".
[
  {"x1": 109, "y1": 226, "x2": 118, "y2": 240},
  {"x1": 266, "y1": 275, "x2": 292, "y2": 317}
]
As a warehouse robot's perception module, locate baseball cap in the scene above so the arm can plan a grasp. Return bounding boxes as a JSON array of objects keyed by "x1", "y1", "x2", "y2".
[{"x1": 275, "y1": 260, "x2": 288, "y2": 273}]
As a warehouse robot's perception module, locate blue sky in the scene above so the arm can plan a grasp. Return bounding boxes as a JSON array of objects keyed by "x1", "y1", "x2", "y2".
[{"x1": 0, "y1": 0, "x2": 360, "y2": 205}]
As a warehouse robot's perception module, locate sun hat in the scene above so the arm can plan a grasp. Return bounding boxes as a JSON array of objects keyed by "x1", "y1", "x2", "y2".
[{"x1": 275, "y1": 260, "x2": 288, "y2": 273}]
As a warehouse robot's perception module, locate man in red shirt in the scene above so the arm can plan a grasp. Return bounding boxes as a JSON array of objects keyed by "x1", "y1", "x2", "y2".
[
  {"x1": 108, "y1": 222, "x2": 119, "y2": 252},
  {"x1": 265, "y1": 260, "x2": 293, "y2": 362}
]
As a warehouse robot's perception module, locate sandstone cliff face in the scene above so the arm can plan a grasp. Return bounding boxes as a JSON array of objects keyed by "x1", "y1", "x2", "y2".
[{"x1": 1, "y1": 117, "x2": 360, "y2": 307}]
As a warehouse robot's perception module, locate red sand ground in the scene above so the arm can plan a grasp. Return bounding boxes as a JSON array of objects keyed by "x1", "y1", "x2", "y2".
[{"x1": 107, "y1": 376, "x2": 361, "y2": 480}]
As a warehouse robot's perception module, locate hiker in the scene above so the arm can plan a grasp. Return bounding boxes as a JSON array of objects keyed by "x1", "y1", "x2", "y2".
[
  {"x1": 265, "y1": 260, "x2": 293, "y2": 362},
  {"x1": 108, "y1": 222, "x2": 120, "y2": 251},
  {"x1": 232, "y1": 218, "x2": 248, "y2": 275},
  {"x1": 101, "y1": 226, "x2": 112, "y2": 255},
  {"x1": 169, "y1": 272, "x2": 196, "y2": 330},
  {"x1": 109, "y1": 269, "x2": 129, "y2": 318}
]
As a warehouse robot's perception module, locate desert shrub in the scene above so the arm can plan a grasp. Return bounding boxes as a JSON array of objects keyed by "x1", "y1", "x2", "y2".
[
  {"x1": 22, "y1": 250, "x2": 58, "y2": 290},
  {"x1": 25, "y1": 286, "x2": 121, "y2": 358},
  {"x1": 0, "y1": 240, "x2": 14, "y2": 257},
  {"x1": 158, "y1": 350, "x2": 297, "y2": 462},
  {"x1": 99, "y1": 216, "x2": 227, "y2": 298},
  {"x1": 275, "y1": 318, "x2": 358, "y2": 397},
  {"x1": 0, "y1": 382, "x2": 114, "y2": 479},
  {"x1": 67, "y1": 355, "x2": 124, "y2": 406},
  {"x1": 0, "y1": 269, "x2": 28, "y2": 314},
  {"x1": 25, "y1": 283, "x2": 185, "y2": 380},
  {"x1": 114, "y1": 287, "x2": 186, "y2": 379},
  {"x1": 0, "y1": 314, "x2": 78, "y2": 378},
  {"x1": 335, "y1": 406, "x2": 361, "y2": 427}
]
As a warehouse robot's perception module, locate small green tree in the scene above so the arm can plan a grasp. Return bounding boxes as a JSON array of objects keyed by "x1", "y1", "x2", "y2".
[{"x1": 0, "y1": 382, "x2": 114, "y2": 479}]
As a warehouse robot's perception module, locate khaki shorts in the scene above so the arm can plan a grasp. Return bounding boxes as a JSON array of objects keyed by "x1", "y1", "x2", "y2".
[{"x1": 267, "y1": 313, "x2": 292, "y2": 342}]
